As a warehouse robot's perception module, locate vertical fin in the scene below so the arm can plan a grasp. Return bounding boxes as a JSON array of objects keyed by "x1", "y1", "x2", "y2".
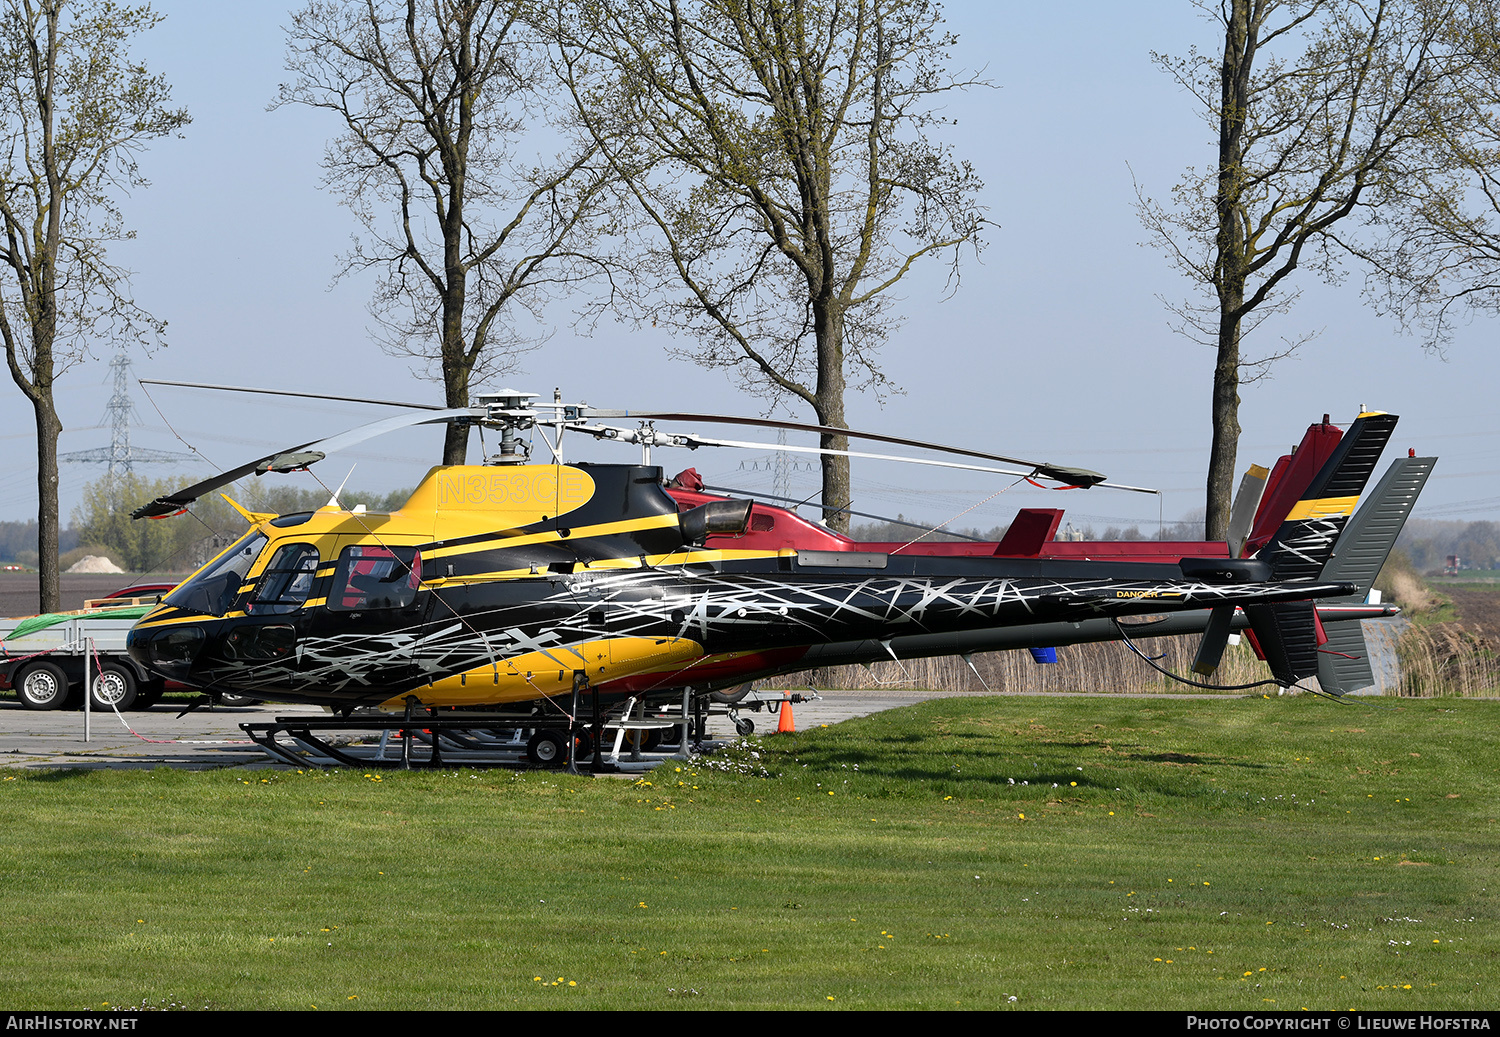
[
  {"x1": 1315, "y1": 454, "x2": 1436, "y2": 695},
  {"x1": 1244, "y1": 601, "x2": 1321, "y2": 686},
  {"x1": 1318, "y1": 623, "x2": 1376, "y2": 696},
  {"x1": 1227, "y1": 464, "x2": 1269, "y2": 559},
  {"x1": 993, "y1": 509, "x2": 1065, "y2": 556},
  {"x1": 1192, "y1": 604, "x2": 1237, "y2": 675},
  {"x1": 1244, "y1": 420, "x2": 1344, "y2": 554},
  {"x1": 1318, "y1": 454, "x2": 1436, "y2": 598},
  {"x1": 1256, "y1": 412, "x2": 1399, "y2": 582},
  {"x1": 1246, "y1": 412, "x2": 1399, "y2": 686}
]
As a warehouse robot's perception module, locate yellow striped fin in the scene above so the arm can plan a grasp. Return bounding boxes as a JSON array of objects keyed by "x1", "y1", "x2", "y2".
[{"x1": 1284, "y1": 495, "x2": 1359, "y2": 521}]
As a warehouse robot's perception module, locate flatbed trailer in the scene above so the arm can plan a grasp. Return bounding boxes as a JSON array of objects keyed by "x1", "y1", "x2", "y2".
[{"x1": 0, "y1": 600, "x2": 163, "y2": 711}]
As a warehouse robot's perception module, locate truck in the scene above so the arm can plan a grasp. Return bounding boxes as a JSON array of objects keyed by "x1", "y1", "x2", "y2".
[{"x1": 0, "y1": 588, "x2": 169, "y2": 711}]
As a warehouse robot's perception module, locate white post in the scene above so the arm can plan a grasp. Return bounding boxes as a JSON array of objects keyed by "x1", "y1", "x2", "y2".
[
  {"x1": 675, "y1": 686, "x2": 692, "y2": 760},
  {"x1": 83, "y1": 636, "x2": 91, "y2": 743}
]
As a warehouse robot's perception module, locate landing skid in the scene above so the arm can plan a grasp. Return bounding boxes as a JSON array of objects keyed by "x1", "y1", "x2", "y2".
[
  {"x1": 237, "y1": 684, "x2": 820, "y2": 770},
  {"x1": 239, "y1": 713, "x2": 698, "y2": 771}
]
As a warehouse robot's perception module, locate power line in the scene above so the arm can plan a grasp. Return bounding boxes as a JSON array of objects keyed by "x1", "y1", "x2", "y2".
[{"x1": 59, "y1": 345, "x2": 199, "y2": 479}]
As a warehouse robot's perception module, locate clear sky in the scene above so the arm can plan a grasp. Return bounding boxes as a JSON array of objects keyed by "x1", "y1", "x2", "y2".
[{"x1": 3, "y1": 2, "x2": 1495, "y2": 537}]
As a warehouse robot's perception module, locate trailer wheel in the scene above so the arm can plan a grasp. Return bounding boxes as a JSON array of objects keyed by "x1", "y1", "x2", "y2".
[
  {"x1": 623, "y1": 728, "x2": 664, "y2": 752},
  {"x1": 709, "y1": 682, "x2": 751, "y2": 705},
  {"x1": 734, "y1": 716, "x2": 755, "y2": 736},
  {"x1": 526, "y1": 729, "x2": 568, "y2": 767},
  {"x1": 214, "y1": 692, "x2": 257, "y2": 707},
  {"x1": 17, "y1": 661, "x2": 71, "y2": 711},
  {"x1": 89, "y1": 664, "x2": 137, "y2": 711}
]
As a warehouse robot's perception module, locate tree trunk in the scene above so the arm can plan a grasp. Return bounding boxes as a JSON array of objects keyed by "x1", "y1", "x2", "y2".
[
  {"x1": 1206, "y1": 306, "x2": 1243, "y2": 543},
  {"x1": 811, "y1": 296, "x2": 851, "y2": 534},
  {"x1": 440, "y1": 268, "x2": 470, "y2": 467},
  {"x1": 33, "y1": 397, "x2": 61, "y2": 613},
  {"x1": 815, "y1": 399, "x2": 851, "y2": 535},
  {"x1": 441, "y1": 361, "x2": 471, "y2": 467},
  {"x1": 1207, "y1": 0, "x2": 1253, "y2": 543}
]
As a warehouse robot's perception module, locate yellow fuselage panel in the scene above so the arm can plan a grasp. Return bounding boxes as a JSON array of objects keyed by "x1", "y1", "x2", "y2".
[
  {"x1": 219, "y1": 464, "x2": 604, "y2": 548},
  {"x1": 383, "y1": 636, "x2": 705, "y2": 708},
  {"x1": 396, "y1": 464, "x2": 598, "y2": 535}
]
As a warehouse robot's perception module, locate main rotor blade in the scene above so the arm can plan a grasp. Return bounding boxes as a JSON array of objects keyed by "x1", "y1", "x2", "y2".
[
  {"x1": 131, "y1": 440, "x2": 322, "y2": 518},
  {"x1": 673, "y1": 432, "x2": 1046, "y2": 481},
  {"x1": 138, "y1": 383, "x2": 1108, "y2": 486},
  {"x1": 131, "y1": 408, "x2": 482, "y2": 519},
  {"x1": 140, "y1": 379, "x2": 444, "y2": 411},
  {"x1": 588, "y1": 409, "x2": 1107, "y2": 486},
  {"x1": 697, "y1": 483, "x2": 989, "y2": 541},
  {"x1": 677, "y1": 433, "x2": 1155, "y2": 493}
]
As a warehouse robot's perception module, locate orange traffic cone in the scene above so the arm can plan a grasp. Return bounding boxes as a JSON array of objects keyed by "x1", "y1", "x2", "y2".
[{"x1": 777, "y1": 698, "x2": 795, "y2": 733}]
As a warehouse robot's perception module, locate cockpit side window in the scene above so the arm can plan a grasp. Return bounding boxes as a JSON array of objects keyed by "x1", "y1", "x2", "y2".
[
  {"x1": 248, "y1": 543, "x2": 320, "y2": 615},
  {"x1": 328, "y1": 545, "x2": 422, "y2": 611},
  {"x1": 163, "y1": 531, "x2": 270, "y2": 617}
]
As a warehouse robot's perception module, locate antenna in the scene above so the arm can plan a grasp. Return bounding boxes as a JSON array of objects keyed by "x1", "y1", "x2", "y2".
[{"x1": 327, "y1": 466, "x2": 356, "y2": 509}]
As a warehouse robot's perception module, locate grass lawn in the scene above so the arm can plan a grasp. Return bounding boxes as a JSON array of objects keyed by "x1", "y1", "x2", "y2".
[{"x1": 1, "y1": 694, "x2": 1496, "y2": 1010}]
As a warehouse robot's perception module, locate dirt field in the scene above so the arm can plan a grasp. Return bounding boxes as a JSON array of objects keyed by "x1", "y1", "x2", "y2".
[
  {"x1": 1447, "y1": 586, "x2": 1500, "y2": 633},
  {"x1": 0, "y1": 573, "x2": 181, "y2": 619}
]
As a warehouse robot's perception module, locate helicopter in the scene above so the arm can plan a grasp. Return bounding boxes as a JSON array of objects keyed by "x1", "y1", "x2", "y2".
[
  {"x1": 642, "y1": 411, "x2": 1430, "y2": 709},
  {"x1": 122, "y1": 390, "x2": 1409, "y2": 766}
]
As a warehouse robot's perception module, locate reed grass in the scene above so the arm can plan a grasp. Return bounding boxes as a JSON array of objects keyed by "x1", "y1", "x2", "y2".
[
  {"x1": 765, "y1": 631, "x2": 1297, "y2": 696},
  {"x1": 1393, "y1": 622, "x2": 1500, "y2": 697}
]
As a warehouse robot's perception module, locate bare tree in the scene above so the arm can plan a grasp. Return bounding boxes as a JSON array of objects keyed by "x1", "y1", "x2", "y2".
[
  {"x1": 1138, "y1": 0, "x2": 1476, "y2": 540},
  {"x1": 1363, "y1": 2, "x2": 1500, "y2": 344},
  {"x1": 554, "y1": 0, "x2": 986, "y2": 532},
  {"x1": 277, "y1": 0, "x2": 615, "y2": 465},
  {"x1": 0, "y1": 0, "x2": 187, "y2": 612}
]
